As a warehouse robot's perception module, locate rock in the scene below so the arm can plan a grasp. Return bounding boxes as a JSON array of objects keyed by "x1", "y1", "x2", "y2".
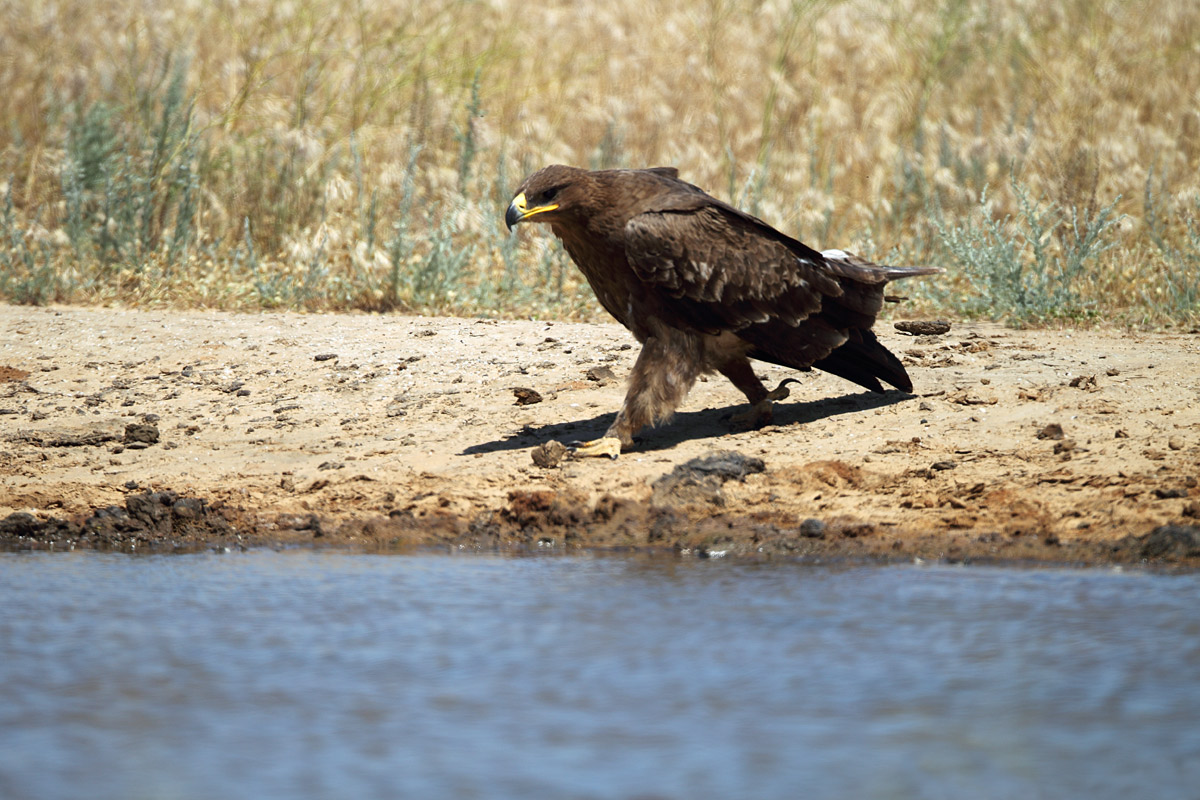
[
  {"x1": 14, "y1": 420, "x2": 124, "y2": 447},
  {"x1": 512, "y1": 387, "x2": 543, "y2": 406},
  {"x1": 124, "y1": 422, "x2": 160, "y2": 444},
  {"x1": 895, "y1": 320, "x2": 951, "y2": 336},
  {"x1": 171, "y1": 497, "x2": 206, "y2": 519},
  {"x1": 1154, "y1": 487, "x2": 1189, "y2": 499},
  {"x1": 1037, "y1": 422, "x2": 1065, "y2": 440},
  {"x1": 531, "y1": 440, "x2": 569, "y2": 468},
  {"x1": 651, "y1": 451, "x2": 766, "y2": 507},
  {"x1": 0, "y1": 512, "x2": 40, "y2": 537},
  {"x1": 799, "y1": 518, "x2": 827, "y2": 538},
  {"x1": 674, "y1": 451, "x2": 766, "y2": 482},
  {"x1": 1168, "y1": 437, "x2": 1184, "y2": 451},
  {"x1": 585, "y1": 366, "x2": 616, "y2": 383},
  {"x1": 1135, "y1": 525, "x2": 1200, "y2": 559},
  {"x1": 314, "y1": 353, "x2": 338, "y2": 362},
  {"x1": 945, "y1": 389, "x2": 997, "y2": 406}
]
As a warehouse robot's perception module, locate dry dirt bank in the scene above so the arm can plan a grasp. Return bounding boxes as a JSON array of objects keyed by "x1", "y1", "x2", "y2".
[{"x1": 2, "y1": 304, "x2": 1198, "y2": 565}]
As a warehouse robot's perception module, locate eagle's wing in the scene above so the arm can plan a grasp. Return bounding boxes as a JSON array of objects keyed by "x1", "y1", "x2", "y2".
[
  {"x1": 624, "y1": 199, "x2": 938, "y2": 383},
  {"x1": 624, "y1": 203, "x2": 849, "y2": 334}
]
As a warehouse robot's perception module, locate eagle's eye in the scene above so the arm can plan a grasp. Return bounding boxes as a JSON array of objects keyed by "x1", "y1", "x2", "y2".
[{"x1": 542, "y1": 186, "x2": 560, "y2": 202}]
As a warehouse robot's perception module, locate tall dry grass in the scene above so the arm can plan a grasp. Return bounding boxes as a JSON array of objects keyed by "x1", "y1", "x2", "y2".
[{"x1": 1, "y1": 0, "x2": 1198, "y2": 324}]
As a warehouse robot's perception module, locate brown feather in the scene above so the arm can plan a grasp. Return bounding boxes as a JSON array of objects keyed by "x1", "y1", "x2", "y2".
[{"x1": 506, "y1": 165, "x2": 940, "y2": 449}]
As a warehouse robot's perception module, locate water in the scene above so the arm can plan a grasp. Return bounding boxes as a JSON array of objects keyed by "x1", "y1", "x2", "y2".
[{"x1": 1, "y1": 552, "x2": 1198, "y2": 800}]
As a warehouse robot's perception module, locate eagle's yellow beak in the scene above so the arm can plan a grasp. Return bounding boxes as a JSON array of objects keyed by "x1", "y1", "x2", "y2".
[{"x1": 505, "y1": 192, "x2": 559, "y2": 231}]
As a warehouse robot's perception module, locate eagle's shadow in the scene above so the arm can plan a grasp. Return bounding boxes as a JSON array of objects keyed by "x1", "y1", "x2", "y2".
[{"x1": 460, "y1": 390, "x2": 915, "y2": 456}]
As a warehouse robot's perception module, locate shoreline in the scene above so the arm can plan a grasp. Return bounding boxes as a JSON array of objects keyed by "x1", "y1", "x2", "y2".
[{"x1": 2, "y1": 305, "x2": 1198, "y2": 565}]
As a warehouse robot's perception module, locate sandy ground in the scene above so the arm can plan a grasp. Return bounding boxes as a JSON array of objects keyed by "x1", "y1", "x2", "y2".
[{"x1": 1, "y1": 304, "x2": 1198, "y2": 565}]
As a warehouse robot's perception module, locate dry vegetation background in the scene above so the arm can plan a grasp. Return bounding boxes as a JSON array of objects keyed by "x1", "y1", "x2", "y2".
[{"x1": 1, "y1": 0, "x2": 1198, "y2": 325}]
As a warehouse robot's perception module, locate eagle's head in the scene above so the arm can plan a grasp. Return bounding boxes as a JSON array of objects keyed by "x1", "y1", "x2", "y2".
[{"x1": 504, "y1": 164, "x2": 590, "y2": 232}]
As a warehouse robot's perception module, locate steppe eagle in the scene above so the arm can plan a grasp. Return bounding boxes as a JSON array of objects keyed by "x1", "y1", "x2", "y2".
[{"x1": 505, "y1": 165, "x2": 939, "y2": 458}]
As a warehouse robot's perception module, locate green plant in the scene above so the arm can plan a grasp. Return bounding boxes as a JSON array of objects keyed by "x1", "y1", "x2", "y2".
[
  {"x1": 931, "y1": 176, "x2": 1122, "y2": 323},
  {"x1": 1144, "y1": 162, "x2": 1200, "y2": 320}
]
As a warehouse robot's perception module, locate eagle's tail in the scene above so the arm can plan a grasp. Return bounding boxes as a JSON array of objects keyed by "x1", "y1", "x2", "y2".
[
  {"x1": 812, "y1": 327, "x2": 913, "y2": 394},
  {"x1": 820, "y1": 249, "x2": 942, "y2": 283}
]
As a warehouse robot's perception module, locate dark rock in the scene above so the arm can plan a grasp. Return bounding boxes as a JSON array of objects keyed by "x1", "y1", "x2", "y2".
[
  {"x1": 0, "y1": 512, "x2": 41, "y2": 536},
  {"x1": 16, "y1": 420, "x2": 124, "y2": 447},
  {"x1": 670, "y1": 451, "x2": 766, "y2": 482},
  {"x1": 314, "y1": 353, "x2": 338, "y2": 362},
  {"x1": 1136, "y1": 525, "x2": 1200, "y2": 559},
  {"x1": 799, "y1": 518, "x2": 827, "y2": 538},
  {"x1": 651, "y1": 451, "x2": 766, "y2": 507},
  {"x1": 895, "y1": 320, "x2": 951, "y2": 336},
  {"x1": 126, "y1": 491, "x2": 175, "y2": 529},
  {"x1": 531, "y1": 440, "x2": 568, "y2": 468},
  {"x1": 171, "y1": 497, "x2": 206, "y2": 519},
  {"x1": 512, "y1": 387, "x2": 543, "y2": 406},
  {"x1": 124, "y1": 422, "x2": 159, "y2": 444},
  {"x1": 1154, "y1": 487, "x2": 1189, "y2": 499},
  {"x1": 586, "y1": 366, "x2": 616, "y2": 383},
  {"x1": 1037, "y1": 423, "x2": 1065, "y2": 440}
]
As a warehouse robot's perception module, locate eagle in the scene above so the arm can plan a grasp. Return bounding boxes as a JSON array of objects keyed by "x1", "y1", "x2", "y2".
[{"x1": 505, "y1": 165, "x2": 939, "y2": 458}]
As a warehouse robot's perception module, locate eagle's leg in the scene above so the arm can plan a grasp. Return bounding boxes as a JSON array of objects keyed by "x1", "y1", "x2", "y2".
[
  {"x1": 720, "y1": 358, "x2": 789, "y2": 431},
  {"x1": 572, "y1": 329, "x2": 701, "y2": 458}
]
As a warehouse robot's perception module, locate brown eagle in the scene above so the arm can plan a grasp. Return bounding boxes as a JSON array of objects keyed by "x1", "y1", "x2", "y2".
[{"x1": 505, "y1": 165, "x2": 939, "y2": 458}]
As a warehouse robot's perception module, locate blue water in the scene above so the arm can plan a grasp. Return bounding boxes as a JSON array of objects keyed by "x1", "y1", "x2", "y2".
[{"x1": 1, "y1": 552, "x2": 1197, "y2": 800}]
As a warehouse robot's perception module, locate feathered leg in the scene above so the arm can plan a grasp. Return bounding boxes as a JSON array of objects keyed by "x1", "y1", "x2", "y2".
[{"x1": 573, "y1": 327, "x2": 702, "y2": 458}]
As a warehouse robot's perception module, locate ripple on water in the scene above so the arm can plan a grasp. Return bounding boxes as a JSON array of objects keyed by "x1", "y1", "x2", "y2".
[{"x1": 0, "y1": 552, "x2": 1198, "y2": 800}]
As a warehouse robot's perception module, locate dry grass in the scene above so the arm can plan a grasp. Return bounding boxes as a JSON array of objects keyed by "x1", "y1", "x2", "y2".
[{"x1": 1, "y1": 0, "x2": 1198, "y2": 325}]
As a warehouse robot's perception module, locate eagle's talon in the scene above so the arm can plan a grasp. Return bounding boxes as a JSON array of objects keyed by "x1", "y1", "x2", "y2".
[
  {"x1": 765, "y1": 380, "x2": 796, "y2": 402},
  {"x1": 729, "y1": 400, "x2": 775, "y2": 432},
  {"x1": 568, "y1": 436, "x2": 623, "y2": 460}
]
